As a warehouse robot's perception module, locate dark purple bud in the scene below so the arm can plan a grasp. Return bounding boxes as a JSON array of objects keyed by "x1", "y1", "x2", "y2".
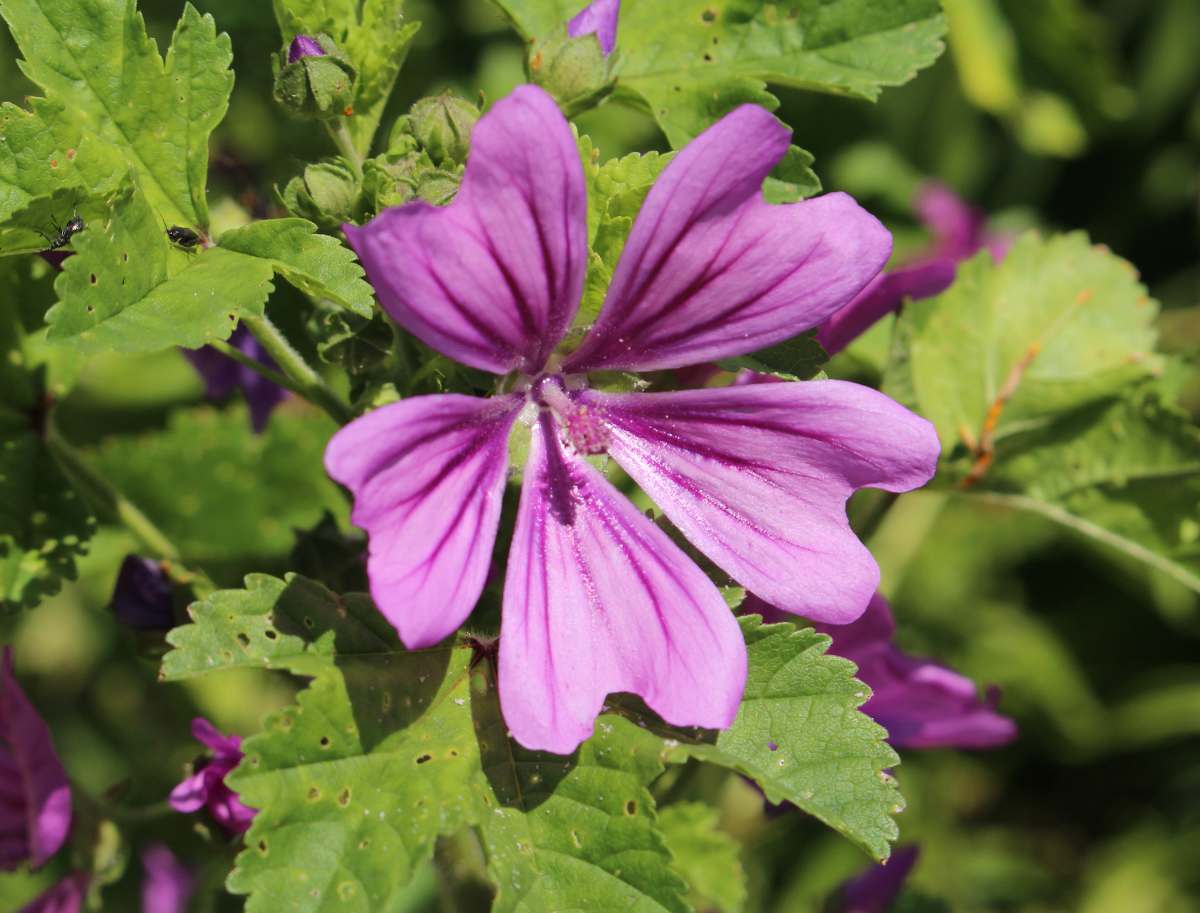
[
  {"x1": 287, "y1": 34, "x2": 326, "y2": 63},
  {"x1": 110, "y1": 556, "x2": 174, "y2": 631}
]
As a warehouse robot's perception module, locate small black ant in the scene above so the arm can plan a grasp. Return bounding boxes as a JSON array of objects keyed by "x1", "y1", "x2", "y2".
[
  {"x1": 39, "y1": 214, "x2": 85, "y2": 252},
  {"x1": 166, "y1": 225, "x2": 204, "y2": 252}
]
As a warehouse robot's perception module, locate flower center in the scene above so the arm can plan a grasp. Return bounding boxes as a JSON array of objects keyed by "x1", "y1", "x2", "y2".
[{"x1": 523, "y1": 372, "x2": 610, "y2": 456}]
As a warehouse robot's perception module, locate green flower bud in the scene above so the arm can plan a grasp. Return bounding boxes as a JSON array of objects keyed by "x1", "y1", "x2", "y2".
[
  {"x1": 407, "y1": 93, "x2": 480, "y2": 166},
  {"x1": 362, "y1": 151, "x2": 463, "y2": 213},
  {"x1": 280, "y1": 158, "x2": 363, "y2": 228},
  {"x1": 528, "y1": 30, "x2": 615, "y2": 116},
  {"x1": 272, "y1": 34, "x2": 357, "y2": 119}
]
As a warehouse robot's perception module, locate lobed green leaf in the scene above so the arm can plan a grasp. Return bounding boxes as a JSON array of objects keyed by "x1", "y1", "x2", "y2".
[
  {"x1": 45, "y1": 184, "x2": 275, "y2": 354},
  {"x1": 218, "y1": 219, "x2": 376, "y2": 318},
  {"x1": 0, "y1": 0, "x2": 234, "y2": 228}
]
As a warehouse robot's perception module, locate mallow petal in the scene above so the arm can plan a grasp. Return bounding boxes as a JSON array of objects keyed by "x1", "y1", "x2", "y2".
[
  {"x1": 815, "y1": 257, "x2": 956, "y2": 356},
  {"x1": 141, "y1": 844, "x2": 195, "y2": 913},
  {"x1": 500, "y1": 413, "x2": 746, "y2": 754},
  {"x1": 583, "y1": 382, "x2": 939, "y2": 623},
  {"x1": 568, "y1": 0, "x2": 620, "y2": 54},
  {"x1": 0, "y1": 648, "x2": 71, "y2": 871},
  {"x1": 326, "y1": 394, "x2": 521, "y2": 648},
  {"x1": 344, "y1": 86, "x2": 587, "y2": 375},
  {"x1": 17, "y1": 872, "x2": 88, "y2": 913},
  {"x1": 564, "y1": 105, "x2": 890, "y2": 372}
]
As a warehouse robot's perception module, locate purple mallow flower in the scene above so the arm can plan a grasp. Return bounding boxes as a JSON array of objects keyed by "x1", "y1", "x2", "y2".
[
  {"x1": 838, "y1": 845, "x2": 919, "y2": 913},
  {"x1": 333, "y1": 85, "x2": 940, "y2": 754},
  {"x1": 169, "y1": 718, "x2": 255, "y2": 835},
  {"x1": 184, "y1": 326, "x2": 286, "y2": 433},
  {"x1": 748, "y1": 593, "x2": 1017, "y2": 750},
  {"x1": 815, "y1": 181, "x2": 1012, "y2": 356},
  {"x1": 287, "y1": 34, "x2": 325, "y2": 63},
  {"x1": 110, "y1": 556, "x2": 174, "y2": 631},
  {"x1": 0, "y1": 647, "x2": 72, "y2": 872},
  {"x1": 141, "y1": 844, "x2": 195, "y2": 913},
  {"x1": 17, "y1": 872, "x2": 88, "y2": 913},
  {"x1": 568, "y1": 0, "x2": 620, "y2": 55}
]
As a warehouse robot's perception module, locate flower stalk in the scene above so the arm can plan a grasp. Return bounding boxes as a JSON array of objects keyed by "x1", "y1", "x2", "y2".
[{"x1": 240, "y1": 313, "x2": 354, "y2": 424}]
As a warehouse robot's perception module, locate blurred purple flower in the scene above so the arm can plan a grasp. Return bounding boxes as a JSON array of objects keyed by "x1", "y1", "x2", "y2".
[
  {"x1": 16, "y1": 872, "x2": 88, "y2": 913},
  {"x1": 110, "y1": 556, "x2": 174, "y2": 631},
  {"x1": 815, "y1": 181, "x2": 1013, "y2": 356},
  {"x1": 839, "y1": 845, "x2": 919, "y2": 913},
  {"x1": 568, "y1": 0, "x2": 620, "y2": 54},
  {"x1": 183, "y1": 326, "x2": 286, "y2": 433},
  {"x1": 169, "y1": 718, "x2": 255, "y2": 836},
  {"x1": 0, "y1": 647, "x2": 72, "y2": 871},
  {"x1": 287, "y1": 34, "x2": 325, "y2": 63},
  {"x1": 747, "y1": 593, "x2": 1017, "y2": 750},
  {"x1": 333, "y1": 85, "x2": 940, "y2": 753},
  {"x1": 141, "y1": 843, "x2": 195, "y2": 913}
]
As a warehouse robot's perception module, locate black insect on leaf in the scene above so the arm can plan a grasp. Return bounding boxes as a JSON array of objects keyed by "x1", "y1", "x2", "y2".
[
  {"x1": 166, "y1": 225, "x2": 205, "y2": 251},
  {"x1": 40, "y1": 214, "x2": 85, "y2": 251}
]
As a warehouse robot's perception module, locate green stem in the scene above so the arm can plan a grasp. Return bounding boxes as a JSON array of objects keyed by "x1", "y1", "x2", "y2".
[
  {"x1": 324, "y1": 118, "x2": 364, "y2": 178},
  {"x1": 46, "y1": 421, "x2": 214, "y2": 594},
  {"x1": 209, "y1": 339, "x2": 307, "y2": 400},
  {"x1": 241, "y1": 314, "x2": 353, "y2": 424}
]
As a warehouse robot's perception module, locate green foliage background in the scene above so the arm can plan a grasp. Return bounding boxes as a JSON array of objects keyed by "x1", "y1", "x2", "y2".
[{"x1": 2, "y1": 0, "x2": 1200, "y2": 911}]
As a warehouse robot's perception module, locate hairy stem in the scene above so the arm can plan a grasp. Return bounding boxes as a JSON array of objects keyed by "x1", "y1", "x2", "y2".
[
  {"x1": 324, "y1": 118, "x2": 364, "y2": 178},
  {"x1": 209, "y1": 338, "x2": 306, "y2": 399},
  {"x1": 241, "y1": 314, "x2": 353, "y2": 424},
  {"x1": 45, "y1": 421, "x2": 214, "y2": 595}
]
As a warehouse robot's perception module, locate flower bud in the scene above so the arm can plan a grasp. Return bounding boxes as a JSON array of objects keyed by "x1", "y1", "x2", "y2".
[
  {"x1": 362, "y1": 151, "x2": 462, "y2": 212},
  {"x1": 407, "y1": 93, "x2": 480, "y2": 166},
  {"x1": 280, "y1": 157, "x2": 363, "y2": 227},
  {"x1": 528, "y1": 30, "x2": 615, "y2": 116},
  {"x1": 287, "y1": 34, "x2": 325, "y2": 62},
  {"x1": 273, "y1": 33, "x2": 357, "y2": 119}
]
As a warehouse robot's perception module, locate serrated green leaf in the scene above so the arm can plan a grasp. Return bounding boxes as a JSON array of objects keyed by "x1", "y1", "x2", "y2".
[
  {"x1": 0, "y1": 1, "x2": 233, "y2": 227},
  {"x1": 0, "y1": 290, "x2": 94, "y2": 614},
  {"x1": 576, "y1": 148, "x2": 673, "y2": 329},
  {"x1": 218, "y1": 219, "x2": 375, "y2": 318},
  {"x1": 625, "y1": 616, "x2": 902, "y2": 861},
  {"x1": 890, "y1": 232, "x2": 1159, "y2": 456},
  {"x1": 274, "y1": 0, "x2": 421, "y2": 154},
  {"x1": 659, "y1": 803, "x2": 746, "y2": 913},
  {"x1": 0, "y1": 99, "x2": 123, "y2": 227},
  {"x1": 165, "y1": 573, "x2": 690, "y2": 913},
  {"x1": 493, "y1": 0, "x2": 946, "y2": 146},
  {"x1": 716, "y1": 332, "x2": 827, "y2": 381},
  {"x1": 89, "y1": 405, "x2": 344, "y2": 564},
  {"x1": 163, "y1": 573, "x2": 390, "y2": 679},
  {"x1": 45, "y1": 184, "x2": 275, "y2": 354},
  {"x1": 968, "y1": 379, "x2": 1200, "y2": 593}
]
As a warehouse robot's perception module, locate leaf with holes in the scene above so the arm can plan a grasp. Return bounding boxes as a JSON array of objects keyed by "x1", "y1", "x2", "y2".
[
  {"x1": 45, "y1": 184, "x2": 275, "y2": 354},
  {"x1": 0, "y1": 284, "x2": 94, "y2": 616},
  {"x1": 493, "y1": 0, "x2": 946, "y2": 146},
  {"x1": 89, "y1": 406, "x2": 344, "y2": 564},
  {"x1": 217, "y1": 219, "x2": 375, "y2": 318},
  {"x1": 659, "y1": 802, "x2": 747, "y2": 913},
  {"x1": 969, "y1": 377, "x2": 1200, "y2": 594},
  {"x1": 886, "y1": 232, "x2": 1160, "y2": 463},
  {"x1": 620, "y1": 616, "x2": 902, "y2": 861},
  {"x1": 165, "y1": 573, "x2": 690, "y2": 913},
  {"x1": 0, "y1": 0, "x2": 233, "y2": 228}
]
